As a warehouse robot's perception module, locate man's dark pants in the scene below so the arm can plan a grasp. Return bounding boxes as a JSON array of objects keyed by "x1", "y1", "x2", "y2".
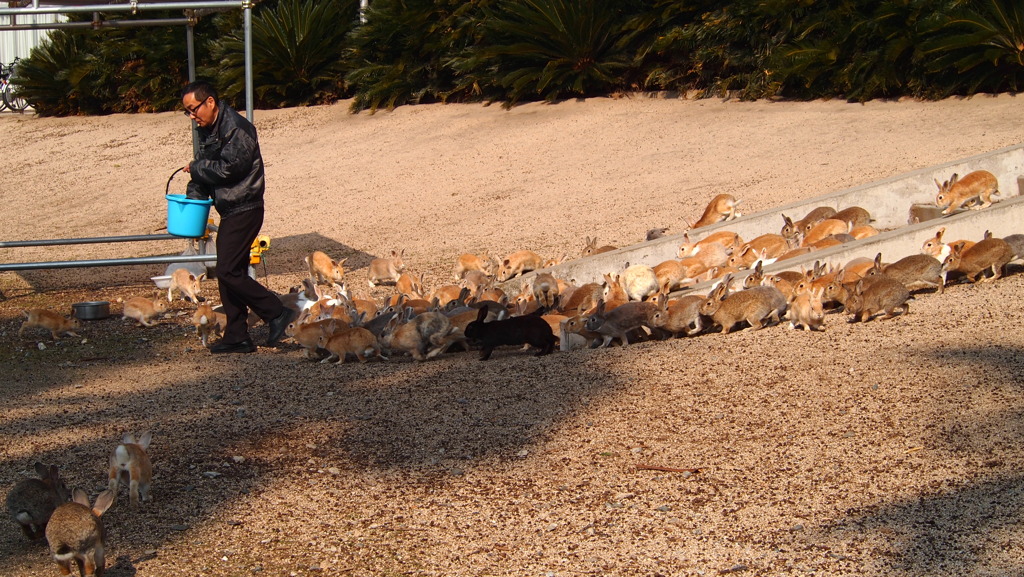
[{"x1": 215, "y1": 207, "x2": 284, "y2": 344}]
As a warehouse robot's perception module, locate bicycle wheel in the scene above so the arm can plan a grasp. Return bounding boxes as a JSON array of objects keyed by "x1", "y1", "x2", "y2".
[{"x1": 3, "y1": 82, "x2": 28, "y2": 112}]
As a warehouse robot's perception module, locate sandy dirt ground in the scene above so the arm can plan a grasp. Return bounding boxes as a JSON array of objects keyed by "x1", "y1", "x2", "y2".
[{"x1": 1, "y1": 94, "x2": 1023, "y2": 576}]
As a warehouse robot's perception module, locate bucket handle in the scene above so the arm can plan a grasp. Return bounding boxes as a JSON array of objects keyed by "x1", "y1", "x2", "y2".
[{"x1": 165, "y1": 166, "x2": 186, "y2": 196}]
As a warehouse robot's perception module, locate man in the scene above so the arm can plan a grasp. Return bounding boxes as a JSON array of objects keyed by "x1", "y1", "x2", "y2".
[{"x1": 182, "y1": 80, "x2": 295, "y2": 353}]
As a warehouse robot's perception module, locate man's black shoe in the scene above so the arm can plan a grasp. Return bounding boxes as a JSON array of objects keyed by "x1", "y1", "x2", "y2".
[
  {"x1": 210, "y1": 339, "x2": 257, "y2": 354},
  {"x1": 266, "y1": 307, "x2": 297, "y2": 347}
]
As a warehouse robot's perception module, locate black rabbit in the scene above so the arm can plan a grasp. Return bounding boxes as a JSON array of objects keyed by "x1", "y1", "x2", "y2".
[{"x1": 463, "y1": 307, "x2": 556, "y2": 360}]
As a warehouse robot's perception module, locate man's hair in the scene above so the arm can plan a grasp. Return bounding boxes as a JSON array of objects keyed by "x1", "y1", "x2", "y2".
[{"x1": 182, "y1": 80, "x2": 218, "y2": 102}]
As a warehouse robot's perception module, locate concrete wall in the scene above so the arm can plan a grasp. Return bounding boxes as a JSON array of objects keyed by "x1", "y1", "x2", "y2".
[{"x1": 511, "y1": 142, "x2": 1024, "y2": 294}]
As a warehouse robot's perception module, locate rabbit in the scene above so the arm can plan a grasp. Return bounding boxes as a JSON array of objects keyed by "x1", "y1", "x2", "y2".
[
  {"x1": 286, "y1": 318, "x2": 337, "y2": 359},
  {"x1": 832, "y1": 206, "x2": 872, "y2": 229},
  {"x1": 431, "y1": 285, "x2": 469, "y2": 308},
  {"x1": 582, "y1": 236, "x2": 617, "y2": 257},
  {"x1": 935, "y1": 170, "x2": 999, "y2": 214},
  {"x1": 107, "y1": 431, "x2": 152, "y2": 507},
  {"x1": 870, "y1": 253, "x2": 945, "y2": 293},
  {"x1": 653, "y1": 260, "x2": 696, "y2": 293},
  {"x1": 600, "y1": 273, "x2": 630, "y2": 308},
  {"x1": 496, "y1": 250, "x2": 544, "y2": 282},
  {"x1": 941, "y1": 236, "x2": 1014, "y2": 283},
  {"x1": 459, "y1": 269, "x2": 492, "y2": 295},
  {"x1": 166, "y1": 268, "x2": 205, "y2": 303},
  {"x1": 800, "y1": 218, "x2": 850, "y2": 247},
  {"x1": 727, "y1": 234, "x2": 790, "y2": 269},
  {"x1": 920, "y1": 227, "x2": 975, "y2": 261},
  {"x1": 380, "y1": 310, "x2": 457, "y2": 361},
  {"x1": 689, "y1": 194, "x2": 741, "y2": 229},
  {"x1": 559, "y1": 314, "x2": 602, "y2": 350},
  {"x1": 395, "y1": 271, "x2": 426, "y2": 299},
  {"x1": 453, "y1": 252, "x2": 496, "y2": 280},
  {"x1": 908, "y1": 203, "x2": 945, "y2": 224},
  {"x1": 318, "y1": 327, "x2": 388, "y2": 363},
  {"x1": 1004, "y1": 233, "x2": 1024, "y2": 263},
  {"x1": 557, "y1": 282, "x2": 603, "y2": 315},
  {"x1": 192, "y1": 303, "x2": 227, "y2": 347},
  {"x1": 464, "y1": 307, "x2": 556, "y2": 360},
  {"x1": 619, "y1": 264, "x2": 660, "y2": 301},
  {"x1": 645, "y1": 227, "x2": 669, "y2": 241},
  {"x1": 19, "y1": 309, "x2": 81, "y2": 340},
  {"x1": 6, "y1": 462, "x2": 69, "y2": 540},
  {"x1": 788, "y1": 287, "x2": 825, "y2": 331},
  {"x1": 850, "y1": 224, "x2": 879, "y2": 239},
  {"x1": 846, "y1": 276, "x2": 910, "y2": 322},
  {"x1": 45, "y1": 488, "x2": 115, "y2": 577},
  {"x1": 584, "y1": 299, "x2": 660, "y2": 347},
  {"x1": 676, "y1": 239, "x2": 732, "y2": 270},
  {"x1": 121, "y1": 296, "x2": 168, "y2": 327},
  {"x1": 648, "y1": 294, "x2": 705, "y2": 337},
  {"x1": 699, "y1": 275, "x2": 787, "y2": 334},
  {"x1": 677, "y1": 231, "x2": 743, "y2": 258},
  {"x1": 305, "y1": 250, "x2": 346, "y2": 288},
  {"x1": 367, "y1": 250, "x2": 406, "y2": 287},
  {"x1": 781, "y1": 207, "x2": 836, "y2": 244},
  {"x1": 532, "y1": 272, "x2": 561, "y2": 309}
]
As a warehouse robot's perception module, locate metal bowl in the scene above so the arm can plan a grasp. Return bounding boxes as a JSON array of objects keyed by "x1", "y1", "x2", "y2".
[
  {"x1": 151, "y1": 275, "x2": 172, "y2": 289},
  {"x1": 72, "y1": 301, "x2": 110, "y2": 320}
]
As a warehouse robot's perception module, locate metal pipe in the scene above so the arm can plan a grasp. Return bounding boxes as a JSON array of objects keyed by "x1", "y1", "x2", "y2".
[
  {"x1": 0, "y1": 234, "x2": 188, "y2": 248},
  {"x1": 0, "y1": 18, "x2": 190, "y2": 30},
  {"x1": 0, "y1": 253, "x2": 216, "y2": 272},
  {"x1": 243, "y1": 1, "x2": 253, "y2": 121},
  {"x1": 0, "y1": 1, "x2": 244, "y2": 16}
]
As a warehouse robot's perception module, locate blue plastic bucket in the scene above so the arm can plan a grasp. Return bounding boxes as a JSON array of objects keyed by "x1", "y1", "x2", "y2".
[{"x1": 166, "y1": 194, "x2": 213, "y2": 237}]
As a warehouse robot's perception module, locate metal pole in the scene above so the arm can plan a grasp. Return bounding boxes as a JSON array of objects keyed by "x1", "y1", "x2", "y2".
[
  {"x1": 0, "y1": 253, "x2": 216, "y2": 272},
  {"x1": 0, "y1": 234, "x2": 185, "y2": 248},
  {"x1": 0, "y1": 2, "x2": 245, "y2": 16},
  {"x1": 243, "y1": 0, "x2": 253, "y2": 122}
]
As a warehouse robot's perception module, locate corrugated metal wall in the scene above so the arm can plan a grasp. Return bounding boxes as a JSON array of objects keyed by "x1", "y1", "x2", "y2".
[{"x1": 0, "y1": 14, "x2": 64, "y2": 63}]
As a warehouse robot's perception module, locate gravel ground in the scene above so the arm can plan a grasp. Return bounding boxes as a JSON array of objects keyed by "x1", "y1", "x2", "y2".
[{"x1": 2, "y1": 96, "x2": 1024, "y2": 576}]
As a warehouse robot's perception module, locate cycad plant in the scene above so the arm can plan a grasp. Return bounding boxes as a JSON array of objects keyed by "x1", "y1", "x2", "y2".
[
  {"x1": 920, "y1": 0, "x2": 1024, "y2": 94},
  {"x1": 344, "y1": 0, "x2": 479, "y2": 113},
  {"x1": 207, "y1": 0, "x2": 356, "y2": 108},
  {"x1": 453, "y1": 0, "x2": 640, "y2": 106}
]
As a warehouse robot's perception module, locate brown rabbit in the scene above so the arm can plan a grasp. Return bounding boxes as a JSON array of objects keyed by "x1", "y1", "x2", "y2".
[
  {"x1": 787, "y1": 287, "x2": 825, "y2": 331},
  {"x1": 846, "y1": 276, "x2": 910, "y2": 322},
  {"x1": 557, "y1": 282, "x2": 603, "y2": 315},
  {"x1": 395, "y1": 271, "x2": 426, "y2": 299},
  {"x1": 677, "y1": 231, "x2": 744, "y2": 258},
  {"x1": 167, "y1": 268, "x2": 205, "y2": 303},
  {"x1": 921, "y1": 227, "x2": 974, "y2": 260},
  {"x1": 45, "y1": 488, "x2": 115, "y2": 577},
  {"x1": 559, "y1": 314, "x2": 602, "y2": 350},
  {"x1": 287, "y1": 318, "x2": 340, "y2": 359},
  {"x1": 871, "y1": 253, "x2": 944, "y2": 293},
  {"x1": 6, "y1": 462, "x2": 69, "y2": 540},
  {"x1": 653, "y1": 260, "x2": 694, "y2": 293},
  {"x1": 318, "y1": 327, "x2": 387, "y2": 363},
  {"x1": 532, "y1": 272, "x2": 561, "y2": 309},
  {"x1": 781, "y1": 207, "x2": 836, "y2": 244},
  {"x1": 367, "y1": 250, "x2": 406, "y2": 287},
  {"x1": 801, "y1": 218, "x2": 850, "y2": 247},
  {"x1": 19, "y1": 309, "x2": 81, "y2": 340},
  {"x1": 584, "y1": 299, "x2": 660, "y2": 347},
  {"x1": 908, "y1": 203, "x2": 945, "y2": 224},
  {"x1": 690, "y1": 194, "x2": 741, "y2": 229},
  {"x1": 305, "y1": 250, "x2": 346, "y2": 288},
  {"x1": 941, "y1": 236, "x2": 1014, "y2": 283},
  {"x1": 648, "y1": 294, "x2": 705, "y2": 337},
  {"x1": 121, "y1": 296, "x2": 168, "y2": 327},
  {"x1": 935, "y1": 170, "x2": 999, "y2": 214},
  {"x1": 380, "y1": 310, "x2": 457, "y2": 361},
  {"x1": 582, "y1": 236, "x2": 617, "y2": 257},
  {"x1": 699, "y1": 275, "x2": 787, "y2": 334},
  {"x1": 192, "y1": 303, "x2": 227, "y2": 347},
  {"x1": 496, "y1": 250, "x2": 544, "y2": 282},
  {"x1": 453, "y1": 252, "x2": 495, "y2": 280},
  {"x1": 107, "y1": 432, "x2": 152, "y2": 507},
  {"x1": 850, "y1": 224, "x2": 879, "y2": 239},
  {"x1": 831, "y1": 206, "x2": 872, "y2": 229}
]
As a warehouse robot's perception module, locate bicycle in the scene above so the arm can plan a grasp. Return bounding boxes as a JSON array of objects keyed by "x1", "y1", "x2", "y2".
[{"x1": 0, "y1": 58, "x2": 29, "y2": 113}]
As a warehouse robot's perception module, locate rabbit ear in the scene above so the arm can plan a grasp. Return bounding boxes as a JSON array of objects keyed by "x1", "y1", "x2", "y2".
[
  {"x1": 92, "y1": 489, "x2": 115, "y2": 517},
  {"x1": 71, "y1": 488, "x2": 89, "y2": 506},
  {"x1": 137, "y1": 431, "x2": 152, "y2": 450}
]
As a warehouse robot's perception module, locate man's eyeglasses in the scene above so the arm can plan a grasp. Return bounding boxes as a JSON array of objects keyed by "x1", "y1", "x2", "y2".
[{"x1": 183, "y1": 97, "x2": 210, "y2": 117}]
